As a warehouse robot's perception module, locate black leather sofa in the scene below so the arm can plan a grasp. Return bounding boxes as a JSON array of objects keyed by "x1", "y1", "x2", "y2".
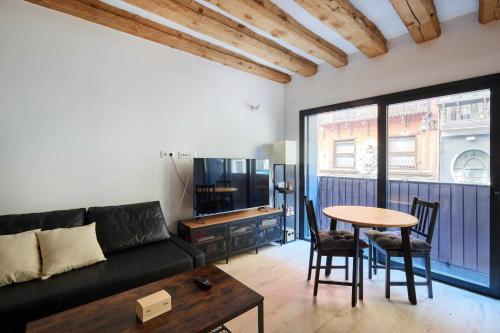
[{"x1": 0, "y1": 201, "x2": 204, "y2": 333}]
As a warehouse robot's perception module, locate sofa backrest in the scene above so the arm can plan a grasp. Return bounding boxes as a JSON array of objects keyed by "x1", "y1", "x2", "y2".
[
  {"x1": 0, "y1": 208, "x2": 87, "y2": 235},
  {"x1": 87, "y1": 201, "x2": 170, "y2": 254}
]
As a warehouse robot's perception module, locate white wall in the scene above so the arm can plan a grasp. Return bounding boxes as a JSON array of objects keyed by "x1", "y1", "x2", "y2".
[
  {"x1": 285, "y1": 12, "x2": 500, "y2": 141},
  {"x1": 0, "y1": 0, "x2": 285, "y2": 231}
]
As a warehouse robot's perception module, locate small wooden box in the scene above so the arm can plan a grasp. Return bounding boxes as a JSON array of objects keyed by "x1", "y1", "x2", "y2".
[{"x1": 136, "y1": 290, "x2": 172, "y2": 323}]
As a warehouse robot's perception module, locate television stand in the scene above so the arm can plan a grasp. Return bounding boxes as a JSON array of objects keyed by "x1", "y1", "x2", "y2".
[{"x1": 178, "y1": 208, "x2": 283, "y2": 263}]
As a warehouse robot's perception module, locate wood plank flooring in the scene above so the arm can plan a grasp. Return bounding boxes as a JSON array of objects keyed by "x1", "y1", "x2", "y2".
[{"x1": 216, "y1": 240, "x2": 500, "y2": 333}]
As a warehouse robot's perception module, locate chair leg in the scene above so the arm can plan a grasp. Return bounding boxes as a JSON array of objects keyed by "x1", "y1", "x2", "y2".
[
  {"x1": 345, "y1": 256, "x2": 349, "y2": 280},
  {"x1": 368, "y1": 245, "x2": 373, "y2": 280},
  {"x1": 425, "y1": 253, "x2": 433, "y2": 299},
  {"x1": 325, "y1": 256, "x2": 332, "y2": 276},
  {"x1": 385, "y1": 253, "x2": 391, "y2": 299},
  {"x1": 373, "y1": 249, "x2": 378, "y2": 275},
  {"x1": 313, "y1": 254, "x2": 322, "y2": 297},
  {"x1": 351, "y1": 227, "x2": 360, "y2": 307},
  {"x1": 307, "y1": 241, "x2": 314, "y2": 281},
  {"x1": 359, "y1": 252, "x2": 363, "y2": 300}
]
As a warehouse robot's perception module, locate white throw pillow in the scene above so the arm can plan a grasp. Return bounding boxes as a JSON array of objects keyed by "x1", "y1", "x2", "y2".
[
  {"x1": 36, "y1": 223, "x2": 106, "y2": 279},
  {"x1": 0, "y1": 229, "x2": 41, "y2": 287}
]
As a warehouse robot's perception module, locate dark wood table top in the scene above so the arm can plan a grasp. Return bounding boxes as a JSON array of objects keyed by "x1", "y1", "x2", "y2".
[{"x1": 26, "y1": 265, "x2": 263, "y2": 333}]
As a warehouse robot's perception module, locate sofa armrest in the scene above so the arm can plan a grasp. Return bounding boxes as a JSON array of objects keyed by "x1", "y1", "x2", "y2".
[{"x1": 170, "y1": 234, "x2": 205, "y2": 268}]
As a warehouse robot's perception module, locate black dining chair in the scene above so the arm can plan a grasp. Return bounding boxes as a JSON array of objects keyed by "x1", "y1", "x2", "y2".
[
  {"x1": 306, "y1": 217, "x2": 351, "y2": 282},
  {"x1": 304, "y1": 197, "x2": 368, "y2": 305},
  {"x1": 366, "y1": 197, "x2": 439, "y2": 299},
  {"x1": 217, "y1": 180, "x2": 232, "y2": 187},
  {"x1": 217, "y1": 180, "x2": 234, "y2": 210},
  {"x1": 195, "y1": 184, "x2": 219, "y2": 215}
]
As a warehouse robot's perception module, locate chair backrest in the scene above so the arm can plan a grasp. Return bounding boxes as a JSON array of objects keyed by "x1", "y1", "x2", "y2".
[
  {"x1": 196, "y1": 184, "x2": 217, "y2": 214},
  {"x1": 217, "y1": 180, "x2": 231, "y2": 188},
  {"x1": 304, "y1": 196, "x2": 321, "y2": 248},
  {"x1": 409, "y1": 197, "x2": 440, "y2": 244}
]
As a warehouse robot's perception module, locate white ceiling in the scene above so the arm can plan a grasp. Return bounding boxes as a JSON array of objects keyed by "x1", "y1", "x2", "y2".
[{"x1": 102, "y1": 0, "x2": 479, "y2": 75}]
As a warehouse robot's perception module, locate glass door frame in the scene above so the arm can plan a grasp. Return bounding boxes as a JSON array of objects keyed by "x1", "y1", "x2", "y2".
[{"x1": 298, "y1": 73, "x2": 500, "y2": 298}]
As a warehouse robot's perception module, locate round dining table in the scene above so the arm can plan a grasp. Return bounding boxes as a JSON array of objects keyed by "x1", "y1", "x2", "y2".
[{"x1": 322, "y1": 206, "x2": 419, "y2": 305}]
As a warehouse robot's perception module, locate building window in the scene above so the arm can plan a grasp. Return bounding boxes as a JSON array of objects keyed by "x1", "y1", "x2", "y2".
[
  {"x1": 442, "y1": 99, "x2": 489, "y2": 122},
  {"x1": 333, "y1": 140, "x2": 355, "y2": 169},
  {"x1": 388, "y1": 136, "x2": 416, "y2": 170},
  {"x1": 231, "y1": 159, "x2": 246, "y2": 174},
  {"x1": 452, "y1": 149, "x2": 489, "y2": 185}
]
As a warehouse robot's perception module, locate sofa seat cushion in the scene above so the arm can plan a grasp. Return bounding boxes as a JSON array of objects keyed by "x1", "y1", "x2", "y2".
[
  {"x1": 365, "y1": 230, "x2": 431, "y2": 251},
  {"x1": 0, "y1": 208, "x2": 86, "y2": 235},
  {"x1": 318, "y1": 230, "x2": 369, "y2": 252},
  {"x1": 99, "y1": 241, "x2": 193, "y2": 293},
  {"x1": 0, "y1": 260, "x2": 107, "y2": 324},
  {"x1": 87, "y1": 201, "x2": 170, "y2": 254}
]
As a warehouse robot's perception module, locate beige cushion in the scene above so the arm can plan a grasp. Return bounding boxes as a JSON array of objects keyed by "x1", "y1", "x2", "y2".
[
  {"x1": 0, "y1": 229, "x2": 41, "y2": 287},
  {"x1": 36, "y1": 223, "x2": 106, "y2": 279}
]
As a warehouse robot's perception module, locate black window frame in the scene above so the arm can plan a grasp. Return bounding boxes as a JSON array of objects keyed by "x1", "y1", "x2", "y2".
[{"x1": 298, "y1": 72, "x2": 500, "y2": 298}]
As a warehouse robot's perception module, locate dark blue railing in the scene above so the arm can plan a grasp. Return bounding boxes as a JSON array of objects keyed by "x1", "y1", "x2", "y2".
[{"x1": 316, "y1": 176, "x2": 490, "y2": 275}]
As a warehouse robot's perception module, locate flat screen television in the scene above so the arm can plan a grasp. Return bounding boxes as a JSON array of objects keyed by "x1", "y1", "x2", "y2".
[{"x1": 193, "y1": 158, "x2": 270, "y2": 217}]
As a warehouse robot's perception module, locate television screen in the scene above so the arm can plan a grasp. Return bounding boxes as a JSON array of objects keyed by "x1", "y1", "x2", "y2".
[{"x1": 193, "y1": 158, "x2": 270, "y2": 217}]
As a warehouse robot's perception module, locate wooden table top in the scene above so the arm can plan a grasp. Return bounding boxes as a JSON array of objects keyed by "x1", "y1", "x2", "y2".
[
  {"x1": 180, "y1": 207, "x2": 282, "y2": 229},
  {"x1": 322, "y1": 206, "x2": 418, "y2": 228},
  {"x1": 196, "y1": 187, "x2": 238, "y2": 193},
  {"x1": 26, "y1": 265, "x2": 263, "y2": 333}
]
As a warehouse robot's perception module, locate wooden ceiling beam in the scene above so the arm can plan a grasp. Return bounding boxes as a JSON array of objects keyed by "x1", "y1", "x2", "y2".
[
  {"x1": 123, "y1": 0, "x2": 317, "y2": 77},
  {"x1": 204, "y1": 0, "x2": 347, "y2": 68},
  {"x1": 25, "y1": 0, "x2": 291, "y2": 84},
  {"x1": 295, "y1": 0, "x2": 388, "y2": 58},
  {"x1": 389, "y1": 0, "x2": 441, "y2": 43},
  {"x1": 479, "y1": 0, "x2": 500, "y2": 24}
]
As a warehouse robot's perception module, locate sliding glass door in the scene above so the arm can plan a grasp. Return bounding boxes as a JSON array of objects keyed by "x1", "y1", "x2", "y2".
[
  {"x1": 299, "y1": 74, "x2": 500, "y2": 297},
  {"x1": 303, "y1": 104, "x2": 378, "y2": 237},
  {"x1": 386, "y1": 90, "x2": 491, "y2": 288}
]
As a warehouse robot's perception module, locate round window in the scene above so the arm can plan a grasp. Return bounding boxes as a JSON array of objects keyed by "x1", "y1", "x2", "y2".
[{"x1": 452, "y1": 149, "x2": 489, "y2": 184}]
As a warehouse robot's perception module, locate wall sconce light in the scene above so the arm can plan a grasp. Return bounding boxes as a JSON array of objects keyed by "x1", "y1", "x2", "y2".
[{"x1": 250, "y1": 104, "x2": 261, "y2": 112}]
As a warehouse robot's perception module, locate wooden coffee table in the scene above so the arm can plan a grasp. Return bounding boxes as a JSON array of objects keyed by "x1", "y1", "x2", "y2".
[{"x1": 26, "y1": 265, "x2": 264, "y2": 333}]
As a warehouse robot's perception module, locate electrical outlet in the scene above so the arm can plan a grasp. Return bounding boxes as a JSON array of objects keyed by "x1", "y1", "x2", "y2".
[{"x1": 177, "y1": 151, "x2": 193, "y2": 159}]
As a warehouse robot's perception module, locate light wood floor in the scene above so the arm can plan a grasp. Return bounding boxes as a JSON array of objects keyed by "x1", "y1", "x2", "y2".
[{"x1": 216, "y1": 240, "x2": 500, "y2": 333}]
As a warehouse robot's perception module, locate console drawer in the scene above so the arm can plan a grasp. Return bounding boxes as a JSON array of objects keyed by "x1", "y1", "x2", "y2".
[
  {"x1": 229, "y1": 219, "x2": 257, "y2": 253},
  {"x1": 192, "y1": 225, "x2": 226, "y2": 244},
  {"x1": 192, "y1": 225, "x2": 227, "y2": 262},
  {"x1": 195, "y1": 238, "x2": 227, "y2": 262},
  {"x1": 258, "y1": 215, "x2": 282, "y2": 245}
]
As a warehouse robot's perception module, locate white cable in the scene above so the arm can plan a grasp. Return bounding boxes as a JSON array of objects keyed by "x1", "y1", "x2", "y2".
[
  {"x1": 169, "y1": 154, "x2": 193, "y2": 211},
  {"x1": 178, "y1": 159, "x2": 191, "y2": 210},
  {"x1": 170, "y1": 155, "x2": 191, "y2": 192}
]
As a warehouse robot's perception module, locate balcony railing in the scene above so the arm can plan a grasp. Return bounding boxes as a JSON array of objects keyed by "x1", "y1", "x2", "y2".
[{"x1": 315, "y1": 176, "x2": 490, "y2": 278}]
